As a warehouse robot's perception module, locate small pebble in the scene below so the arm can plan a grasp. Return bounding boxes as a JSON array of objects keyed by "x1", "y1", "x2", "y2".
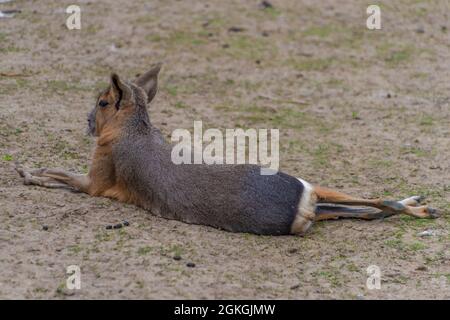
[
  {"x1": 415, "y1": 27, "x2": 425, "y2": 34},
  {"x1": 42, "y1": 225, "x2": 49, "y2": 231},
  {"x1": 113, "y1": 223, "x2": 123, "y2": 229},
  {"x1": 288, "y1": 248, "x2": 298, "y2": 254},
  {"x1": 106, "y1": 225, "x2": 112, "y2": 230},
  {"x1": 290, "y1": 284, "x2": 300, "y2": 290},
  {"x1": 416, "y1": 265, "x2": 427, "y2": 271},
  {"x1": 418, "y1": 230, "x2": 435, "y2": 237},
  {"x1": 228, "y1": 26, "x2": 245, "y2": 33},
  {"x1": 259, "y1": 1, "x2": 273, "y2": 9},
  {"x1": 123, "y1": 220, "x2": 130, "y2": 226},
  {"x1": 186, "y1": 262, "x2": 196, "y2": 268},
  {"x1": 386, "y1": 93, "x2": 391, "y2": 98},
  {"x1": 173, "y1": 255, "x2": 182, "y2": 261}
]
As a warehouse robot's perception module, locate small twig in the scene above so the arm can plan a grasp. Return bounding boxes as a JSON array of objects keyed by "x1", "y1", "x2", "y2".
[
  {"x1": 258, "y1": 94, "x2": 309, "y2": 105},
  {"x1": 0, "y1": 72, "x2": 33, "y2": 77}
]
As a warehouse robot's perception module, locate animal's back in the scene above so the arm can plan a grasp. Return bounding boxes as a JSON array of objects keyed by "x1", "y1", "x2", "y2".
[{"x1": 113, "y1": 129, "x2": 305, "y2": 235}]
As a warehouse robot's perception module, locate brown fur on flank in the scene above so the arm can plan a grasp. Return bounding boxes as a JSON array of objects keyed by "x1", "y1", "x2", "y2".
[{"x1": 15, "y1": 63, "x2": 440, "y2": 236}]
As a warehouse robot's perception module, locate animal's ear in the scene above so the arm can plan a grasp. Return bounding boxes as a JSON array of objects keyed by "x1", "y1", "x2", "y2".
[
  {"x1": 110, "y1": 73, "x2": 133, "y2": 108},
  {"x1": 134, "y1": 62, "x2": 162, "y2": 103}
]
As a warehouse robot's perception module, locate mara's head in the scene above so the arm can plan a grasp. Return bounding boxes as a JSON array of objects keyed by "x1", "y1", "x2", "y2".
[{"x1": 87, "y1": 63, "x2": 162, "y2": 137}]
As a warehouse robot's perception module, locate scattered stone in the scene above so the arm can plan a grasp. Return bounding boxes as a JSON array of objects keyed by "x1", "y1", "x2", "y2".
[
  {"x1": 441, "y1": 25, "x2": 447, "y2": 32},
  {"x1": 106, "y1": 221, "x2": 129, "y2": 229},
  {"x1": 386, "y1": 93, "x2": 392, "y2": 98},
  {"x1": 222, "y1": 44, "x2": 230, "y2": 49},
  {"x1": 416, "y1": 265, "x2": 428, "y2": 271},
  {"x1": 228, "y1": 26, "x2": 245, "y2": 33},
  {"x1": 288, "y1": 248, "x2": 298, "y2": 254},
  {"x1": 415, "y1": 27, "x2": 425, "y2": 34},
  {"x1": 255, "y1": 60, "x2": 261, "y2": 65},
  {"x1": 418, "y1": 229, "x2": 436, "y2": 237},
  {"x1": 259, "y1": 1, "x2": 273, "y2": 9},
  {"x1": 109, "y1": 44, "x2": 119, "y2": 52},
  {"x1": 0, "y1": 9, "x2": 20, "y2": 18},
  {"x1": 173, "y1": 255, "x2": 182, "y2": 261},
  {"x1": 262, "y1": 31, "x2": 269, "y2": 37},
  {"x1": 42, "y1": 225, "x2": 49, "y2": 231},
  {"x1": 186, "y1": 262, "x2": 196, "y2": 268},
  {"x1": 290, "y1": 284, "x2": 300, "y2": 290}
]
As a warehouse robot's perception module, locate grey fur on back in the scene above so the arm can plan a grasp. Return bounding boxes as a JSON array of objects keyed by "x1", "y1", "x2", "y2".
[{"x1": 110, "y1": 79, "x2": 305, "y2": 235}]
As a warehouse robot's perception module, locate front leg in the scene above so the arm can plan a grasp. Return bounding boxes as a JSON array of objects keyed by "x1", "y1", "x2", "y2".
[{"x1": 16, "y1": 166, "x2": 91, "y2": 194}]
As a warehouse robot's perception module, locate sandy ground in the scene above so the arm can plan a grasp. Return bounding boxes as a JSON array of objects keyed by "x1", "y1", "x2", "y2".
[{"x1": 0, "y1": 0, "x2": 449, "y2": 299}]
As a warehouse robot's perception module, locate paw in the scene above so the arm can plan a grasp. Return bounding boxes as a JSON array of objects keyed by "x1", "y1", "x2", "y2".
[
  {"x1": 15, "y1": 166, "x2": 40, "y2": 185},
  {"x1": 425, "y1": 207, "x2": 440, "y2": 219},
  {"x1": 15, "y1": 165, "x2": 47, "y2": 178},
  {"x1": 15, "y1": 165, "x2": 26, "y2": 177},
  {"x1": 400, "y1": 195, "x2": 424, "y2": 207}
]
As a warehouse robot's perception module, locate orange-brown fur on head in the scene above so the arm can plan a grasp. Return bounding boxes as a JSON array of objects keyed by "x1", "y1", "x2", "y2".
[
  {"x1": 88, "y1": 74, "x2": 138, "y2": 145},
  {"x1": 86, "y1": 65, "x2": 162, "y2": 201}
]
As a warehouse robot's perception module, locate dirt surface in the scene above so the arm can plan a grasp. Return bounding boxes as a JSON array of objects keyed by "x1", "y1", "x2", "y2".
[{"x1": 0, "y1": 0, "x2": 449, "y2": 299}]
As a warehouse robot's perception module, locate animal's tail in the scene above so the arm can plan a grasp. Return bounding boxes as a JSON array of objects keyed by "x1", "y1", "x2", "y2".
[{"x1": 314, "y1": 204, "x2": 393, "y2": 220}]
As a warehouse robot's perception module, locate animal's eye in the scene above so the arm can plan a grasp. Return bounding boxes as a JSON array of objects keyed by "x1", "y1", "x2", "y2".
[{"x1": 99, "y1": 100, "x2": 109, "y2": 107}]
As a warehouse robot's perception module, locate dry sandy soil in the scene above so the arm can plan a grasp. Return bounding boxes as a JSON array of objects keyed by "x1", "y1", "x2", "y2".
[{"x1": 0, "y1": 0, "x2": 449, "y2": 299}]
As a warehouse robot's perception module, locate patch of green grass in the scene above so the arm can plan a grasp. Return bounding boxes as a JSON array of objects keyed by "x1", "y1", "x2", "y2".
[
  {"x1": 165, "y1": 85, "x2": 178, "y2": 96},
  {"x1": 262, "y1": 7, "x2": 281, "y2": 18},
  {"x1": 399, "y1": 215, "x2": 436, "y2": 228},
  {"x1": 419, "y1": 115, "x2": 434, "y2": 126},
  {"x1": 169, "y1": 245, "x2": 184, "y2": 257},
  {"x1": 33, "y1": 287, "x2": 49, "y2": 293},
  {"x1": 174, "y1": 101, "x2": 187, "y2": 109},
  {"x1": 368, "y1": 159, "x2": 393, "y2": 168},
  {"x1": 288, "y1": 57, "x2": 333, "y2": 71},
  {"x1": 408, "y1": 242, "x2": 427, "y2": 251},
  {"x1": 0, "y1": 46, "x2": 23, "y2": 54},
  {"x1": 412, "y1": 72, "x2": 428, "y2": 79},
  {"x1": 135, "y1": 280, "x2": 144, "y2": 289},
  {"x1": 312, "y1": 270, "x2": 342, "y2": 287},
  {"x1": 137, "y1": 246, "x2": 153, "y2": 255},
  {"x1": 385, "y1": 238, "x2": 404, "y2": 249},
  {"x1": 68, "y1": 245, "x2": 82, "y2": 254},
  {"x1": 85, "y1": 24, "x2": 101, "y2": 35},
  {"x1": 56, "y1": 282, "x2": 66, "y2": 295},
  {"x1": 400, "y1": 146, "x2": 428, "y2": 157},
  {"x1": 95, "y1": 231, "x2": 113, "y2": 242},
  {"x1": 377, "y1": 43, "x2": 415, "y2": 66},
  {"x1": 303, "y1": 25, "x2": 333, "y2": 38},
  {"x1": 2, "y1": 154, "x2": 13, "y2": 161}
]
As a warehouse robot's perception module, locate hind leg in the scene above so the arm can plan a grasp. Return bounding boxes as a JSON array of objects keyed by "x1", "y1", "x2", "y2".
[
  {"x1": 313, "y1": 186, "x2": 439, "y2": 219},
  {"x1": 314, "y1": 196, "x2": 426, "y2": 221},
  {"x1": 314, "y1": 206, "x2": 393, "y2": 221}
]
